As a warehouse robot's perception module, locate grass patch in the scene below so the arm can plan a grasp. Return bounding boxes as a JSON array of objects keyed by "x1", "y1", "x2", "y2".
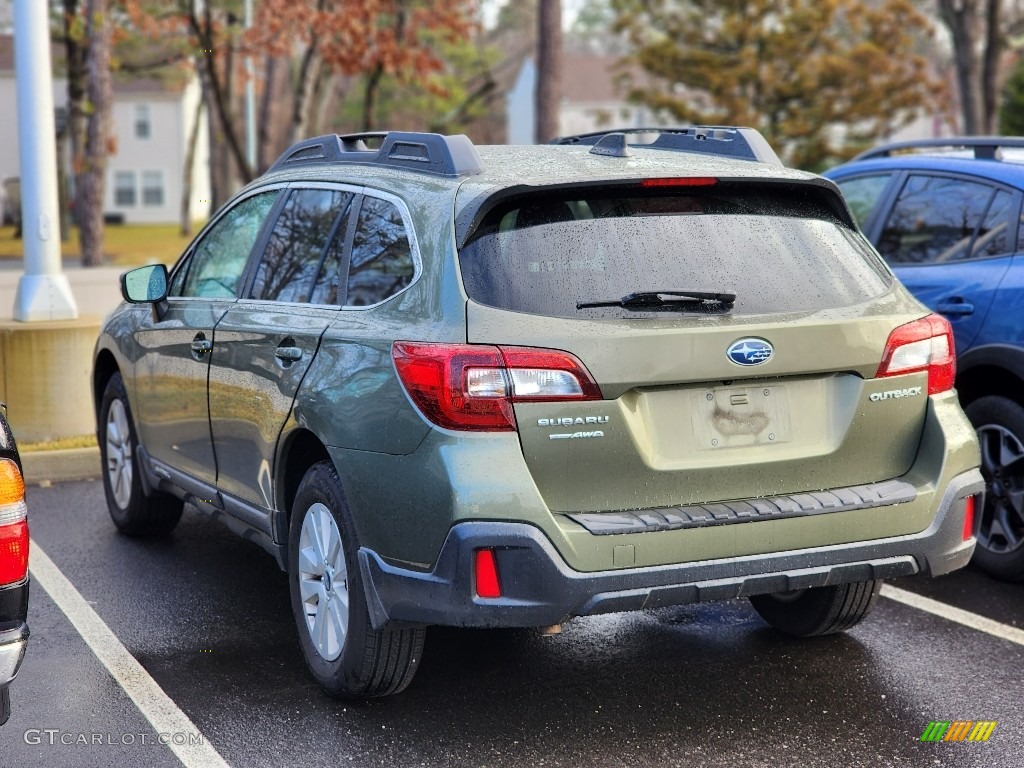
[
  {"x1": 0, "y1": 222, "x2": 204, "y2": 267},
  {"x1": 19, "y1": 434, "x2": 97, "y2": 452}
]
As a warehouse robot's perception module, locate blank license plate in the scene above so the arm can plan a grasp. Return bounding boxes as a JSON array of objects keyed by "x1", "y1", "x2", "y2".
[{"x1": 691, "y1": 384, "x2": 792, "y2": 450}]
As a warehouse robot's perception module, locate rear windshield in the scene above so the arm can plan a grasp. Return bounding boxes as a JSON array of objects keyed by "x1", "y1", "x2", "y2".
[{"x1": 458, "y1": 186, "x2": 892, "y2": 318}]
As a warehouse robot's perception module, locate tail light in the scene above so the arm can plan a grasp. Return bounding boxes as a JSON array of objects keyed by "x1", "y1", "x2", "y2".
[
  {"x1": 641, "y1": 177, "x2": 718, "y2": 188},
  {"x1": 392, "y1": 342, "x2": 602, "y2": 431},
  {"x1": 0, "y1": 458, "x2": 28, "y2": 585},
  {"x1": 474, "y1": 549, "x2": 502, "y2": 599},
  {"x1": 876, "y1": 314, "x2": 956, "y2": 395},
  {"x1": 963, "y1": 495, "x2": 976, "y2": 542}
]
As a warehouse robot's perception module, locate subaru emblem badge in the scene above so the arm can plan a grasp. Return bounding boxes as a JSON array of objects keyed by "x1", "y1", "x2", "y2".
[{"x1": 727, "y1": 338, "x2": 774, "y2": 366}]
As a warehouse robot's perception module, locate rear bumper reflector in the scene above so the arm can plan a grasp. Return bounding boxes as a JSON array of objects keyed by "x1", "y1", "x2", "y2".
[{"x1": 567, "y1": 479, "x2": 918, "y2": 536}]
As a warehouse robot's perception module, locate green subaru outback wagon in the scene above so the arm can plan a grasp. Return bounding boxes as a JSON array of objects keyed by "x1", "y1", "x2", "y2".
[{"x1": 93, "y1": 127, "x2": 983, "y2": 698}]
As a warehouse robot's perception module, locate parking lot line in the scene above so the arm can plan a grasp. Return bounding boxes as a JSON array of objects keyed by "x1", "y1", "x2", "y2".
[
  {"x1": 28, "y1": 539, "x2": 231, "y2": 768},
  {"x1": 881, "y1": 584, "x2": 1024, "y2": 647}
]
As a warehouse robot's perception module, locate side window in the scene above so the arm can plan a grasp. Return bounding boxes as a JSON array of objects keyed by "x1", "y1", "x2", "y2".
[
  {"x1": 308, "y1": 208, "x2": 350, "y2": 306},
  {"x1": 878, "y1": 175, "x2": 995, "y2": 265},
  {"x1": 250, "y1": 188, "x2": 352, "y2": 302},
  {"x1": 835, "y1": 174, "x2": 893, "y2": 230},
  {"x1": 972, "y1": 190, "x2": 1014, "y2": 259},
  {"x1": 178, "y1": 191, "x2": 280, "y2": 298},
  {"x1": 344, "y1": 197, "x2": 415, "y2": 307}
]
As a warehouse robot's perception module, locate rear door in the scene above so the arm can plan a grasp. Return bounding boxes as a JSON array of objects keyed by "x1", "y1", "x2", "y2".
[
  {"x1": 863, "y1": 172, "x2": 1017, "y2": 351},
  {"x1": 208, "y1": 185, "x2": 354, "y2": 512},
  {"x1": 457, "y1": 182, "x2": 930, "y2": 513}
]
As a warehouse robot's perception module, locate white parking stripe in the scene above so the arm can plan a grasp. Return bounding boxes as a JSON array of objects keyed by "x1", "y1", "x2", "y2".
[
  {"x1": 881, "y1": 584, "x2": 1024, "y2": 647},
  {"x1": 28, "y1": 539, "x2": 230, "y2": 768}
]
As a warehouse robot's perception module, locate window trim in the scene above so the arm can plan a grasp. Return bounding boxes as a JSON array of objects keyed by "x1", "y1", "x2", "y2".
[{"x1": 874, "y1": 171, "x2": 1022, "y2": 268}]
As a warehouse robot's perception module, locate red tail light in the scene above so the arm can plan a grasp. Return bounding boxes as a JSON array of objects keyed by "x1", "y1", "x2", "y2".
[
  {"x1": 0, "y1": 458, "x2": 28, "y2": 585},
  {"x1": 474, "y1": 549, "x2": 502, "y2": 599},
  {"x1": 392, "y1": 342, "x2": 601, "y2": 431},
  {"x1": 641, "y1": 177, "x2": 718, "y2": 188},
  {"x1": 876, "y1": 314, "x2": 956, "y2": 395},
  {"x1": 963, "y1": 495, "x2": 975, "y2": 542}
]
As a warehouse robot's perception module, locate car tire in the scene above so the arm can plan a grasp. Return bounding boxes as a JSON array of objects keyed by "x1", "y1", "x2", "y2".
[
  {"x1": 964, "y1": 395, "x2": 1024, "y2": 581},
  {"x1": 99, "y1": 372, "x2": 183, "y2": 536},
  {"x1": 749, "y1": 580, "x2": 881, "y2": 637},
  {"x1": 288, "y1": 461, "x2": 425, "y2": 698}
]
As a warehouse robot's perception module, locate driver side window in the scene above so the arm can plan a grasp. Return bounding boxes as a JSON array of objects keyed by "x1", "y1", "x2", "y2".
[{"x1": 175, "y1": 190, "x2": 280, "y2": 298}]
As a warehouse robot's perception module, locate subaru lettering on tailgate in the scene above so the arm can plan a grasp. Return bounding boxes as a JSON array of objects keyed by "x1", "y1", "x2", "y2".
[{"x1": 727, "y1": 338, "x2": 774, "y2": 366}]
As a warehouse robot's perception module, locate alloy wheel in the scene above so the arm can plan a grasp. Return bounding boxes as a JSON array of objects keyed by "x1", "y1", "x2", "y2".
[
  {"x1": 976, "y1": 423, "x2": 1024, "y2": 554},
  {"x1": 297, "y1": 502, "x2": 349, "y2": 661},
  {"x1": 105, "y1": 399, "x2": 133, "y2": 509}
]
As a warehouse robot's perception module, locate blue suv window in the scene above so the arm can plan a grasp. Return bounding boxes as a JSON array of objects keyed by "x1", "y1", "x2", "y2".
[
  {"x1": 835, "y1": 174, "x2": 893, "y2": 230},
  {"x1": 878, "y1": 175, "x2": 1006, "y2": 265}
]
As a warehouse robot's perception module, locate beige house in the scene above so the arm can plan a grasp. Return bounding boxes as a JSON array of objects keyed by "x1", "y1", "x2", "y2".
[{"x1": 0, "y1": 35, "x2": 209, "y2": 226}]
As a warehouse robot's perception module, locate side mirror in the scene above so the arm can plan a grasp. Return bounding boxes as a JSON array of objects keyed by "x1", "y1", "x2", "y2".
[{"x1": 120, "y1": 264, "x2": 169, "y2": 304}]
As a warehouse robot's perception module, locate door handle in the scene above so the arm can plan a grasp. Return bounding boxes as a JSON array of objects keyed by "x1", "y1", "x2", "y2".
[
  {"x1": 190, "y1": 337, "x2": 213, "y2": 354},
  {"x1": 935, "y1": 300, "x2": 975, "y2": 316},
  {"x1": 275, "y1": 346, "x2": 303, "y2": 363}
]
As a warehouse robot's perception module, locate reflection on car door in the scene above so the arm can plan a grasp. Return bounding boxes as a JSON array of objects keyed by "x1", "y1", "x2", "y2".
[
  {"x1": 208, "y1": 187, "x2": 355, "y2": 520},
  {"x1": 874, "y1": 174, "x2": 1018, "y2": 351},
  {"x1": 133, "y1": 189, "x2": 281, "y2": 486}
]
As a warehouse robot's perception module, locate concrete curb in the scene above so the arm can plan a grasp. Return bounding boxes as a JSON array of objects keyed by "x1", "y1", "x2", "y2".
[{"x1": 22, "y1": 446, "x2": 100, "y2": 484}]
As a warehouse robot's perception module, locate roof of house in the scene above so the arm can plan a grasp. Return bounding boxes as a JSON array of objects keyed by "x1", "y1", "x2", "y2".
[{"x1": 561, "y1": 52, "x2": 649, "y2": 105}]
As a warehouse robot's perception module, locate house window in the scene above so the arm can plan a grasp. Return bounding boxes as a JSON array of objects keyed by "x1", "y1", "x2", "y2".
[
  {"x1": 142, "y1": 171, "x2": 164, "y2": 207},
  {"x1": 114, "y1": 171, "x2": 136, "y2": 207},
  {"x1": 134, "y1": 104, "x2": 151, "y2": 139}
]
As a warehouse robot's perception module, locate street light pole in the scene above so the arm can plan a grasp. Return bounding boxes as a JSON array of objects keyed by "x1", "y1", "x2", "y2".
[{"x1": 12, "y1": 0, "x2": 78, "y2": 321}]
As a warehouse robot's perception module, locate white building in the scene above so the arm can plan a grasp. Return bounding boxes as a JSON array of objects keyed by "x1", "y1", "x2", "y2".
[
  {"x1": 0, "y1": 35, "x2": 209, "y2": 226},
  {"x1": 507, "y1": 53, "x2": 663, "y2": 144}
]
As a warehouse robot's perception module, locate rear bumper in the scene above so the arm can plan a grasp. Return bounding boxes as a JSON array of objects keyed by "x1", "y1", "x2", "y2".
[
  {"x1": 359, "y1": 469, "x2": 983, "y2": 630},
  {"x1": 0, "y1": 578, "x2": 29, "y2": 689},
  {"x1": 0, "y1": 621, "x2": 28, "y2": 689}
]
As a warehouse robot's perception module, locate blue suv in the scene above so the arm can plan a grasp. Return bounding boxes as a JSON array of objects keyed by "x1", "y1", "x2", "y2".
[{"x1": 826, "y1": 137, "x2": 1024, "y2": 581}]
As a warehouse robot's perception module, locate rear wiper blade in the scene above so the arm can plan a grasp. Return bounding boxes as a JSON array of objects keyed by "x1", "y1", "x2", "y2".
[{"x1": 577, "y1": 290, "x2": 736, "y2": 310}]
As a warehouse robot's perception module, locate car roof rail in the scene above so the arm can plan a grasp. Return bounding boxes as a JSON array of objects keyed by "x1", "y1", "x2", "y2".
[
  {"x1": 551, "y1": 126, "x2": 783, "y2": 167},
  {"x1": 268, "y1": 131, "x2": 484, "y2": 177},
  {"x1": 851, "y1": 136, "x2": 1024, "y2": 162}
]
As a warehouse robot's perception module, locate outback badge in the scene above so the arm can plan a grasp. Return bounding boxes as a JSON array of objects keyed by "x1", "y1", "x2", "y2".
[{"x1": 727, "y1": 338, "x2": 774, "y2": 366}]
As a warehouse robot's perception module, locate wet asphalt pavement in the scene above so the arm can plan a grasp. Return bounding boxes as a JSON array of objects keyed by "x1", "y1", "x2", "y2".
[{"x1": 3, "y1": 478, "x2": 1023, "y2": 768}]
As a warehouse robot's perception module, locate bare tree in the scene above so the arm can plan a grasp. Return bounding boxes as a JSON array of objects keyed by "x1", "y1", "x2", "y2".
[
  {"x1": 937, "y1": 0, "x2": 1003, "y2": 134},
  {"x1": 535, "y1": 0, "x2": 562, "y2": 143},
  {"x1": 77, "y1": 0, "x2": 113, "y2": 266}
]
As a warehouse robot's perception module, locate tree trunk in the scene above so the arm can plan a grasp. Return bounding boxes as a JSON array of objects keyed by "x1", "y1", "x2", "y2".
[
  {"x1": 291, "y1": 0, "x2": 327, "y2": 142},
  {"x1": 362, "y1": 64, "x2": 384, "y2": 132},
  {"x1": 180, "y1": 96, "x2": 204, "y2": 237},
  {"x1": 78, "y1": 0, "x2": 113, "y2": 267},
  {"x1": 982, "y1": 0, "x2": 1003, "y2": 133},
  {"x1": 535, "y1": 0, "x2": 562, "y2": 143},
  {"x1": 291, "y1": 43, "x2": 323, "y2": 142},
  {"x1": 188, "y1": 1, "x2": 252, "y2": 186},
  {"x1": 938, "y1": 0, "x2": 983, "y2": 135},
  {"x1": 62, "y1": 0, "x2": 87, "y2": 225},
  {"x1": 257, "y1": 55, "x2": 277, "y2": 173}
]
